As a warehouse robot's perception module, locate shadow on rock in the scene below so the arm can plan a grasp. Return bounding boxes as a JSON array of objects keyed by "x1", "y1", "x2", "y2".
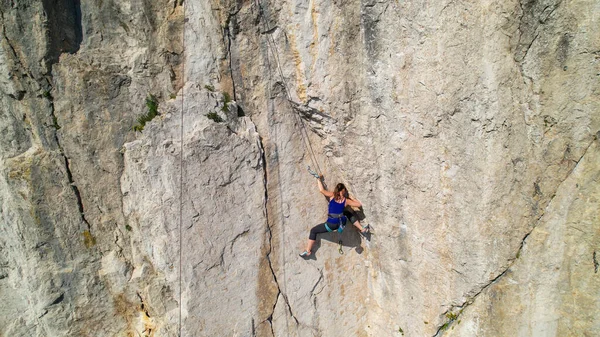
[{"x1": 316, "y1": 226, "x2": 368, "y2": 256}]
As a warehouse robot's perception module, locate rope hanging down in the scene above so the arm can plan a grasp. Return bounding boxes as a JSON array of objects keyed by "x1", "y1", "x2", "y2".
[
  {"x1": 179, "y1": 3, "x2": 186, "y2": 337},
  {"x1": 257, "y1": 0, "x2": 323, "y2": 177},
  {"x1": 182, "y1": 3, "x2": 331, "y2": 336}
]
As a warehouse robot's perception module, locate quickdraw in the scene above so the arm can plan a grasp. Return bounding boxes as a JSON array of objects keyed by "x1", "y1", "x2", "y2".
[
  {"x1": 325, "y1": 214, "x2": 347, "y2": 255},
  {"x1": 307, "y1": 165, "x2": 320, "y2": 179}
]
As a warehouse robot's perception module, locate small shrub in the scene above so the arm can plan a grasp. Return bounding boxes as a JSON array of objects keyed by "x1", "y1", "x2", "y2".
[
  {"x1": 439, "y1": 311, "x2": 460, "y2": 331},
  {"x1": 43, "y1": 91, "x2": 52, "y2": 99},
  {"x1": 204, "y1": 84, "x2": 215, "y2": 92},
  {"x1": 221, "y1": 92, "x2": 232, "y2": 112},
  {"x1": 146, "y1": 94, "x2": 158, "y2": 115},
  {"x1": 83, "y1": 230, "x2": 96, "y2": 248},
  {"x1": 169, "y1": 92, "x2": 177, "y2": 99},
  {"x1": 222, "y1": 92, "x2": 231, "y2": 104},
  {"x1": 133, "y1": 94, "x2": 160, "y2": 132},
  {"x1": 125, "y1": 225, "x2": 132, "y2": 231},
  {"x1": 206, "y1": 112, "x2": 223, "y2": 123}
]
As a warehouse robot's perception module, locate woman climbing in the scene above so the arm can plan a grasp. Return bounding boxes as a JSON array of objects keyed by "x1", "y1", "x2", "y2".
[{"x1": 299, "y1": 176, "x2": 367, "y2": 258}]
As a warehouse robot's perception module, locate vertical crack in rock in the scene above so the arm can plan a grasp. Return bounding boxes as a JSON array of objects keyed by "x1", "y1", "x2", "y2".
[
  {"x1": 224, "y1": 8, "x2": 241, "y2": 100},
  {"x1": 136, "y1": 291, "x2": 155, "y2": 336},
  {"x1": 258, "y1": 135, "x2": 300, "y2": 332},
  {"x1": 514, "y1": 0, "x2": 536, "y2": 63},
  {"x1": 594, "y1": 251, "x2": 599, "y2": 274},
  {"x1": 0, "y1": 7, "x2": 21, "y2": 67},
  {"x1": 254, "y1": 3, "x2": 303, "y2": 332},
  {"x1": 136, "y1": 291, "x2": 151, "y2": 318},
  {"x1": 519, "y1": 30, "x2": 540, "y2": 63},
  {"x1": 265, "y1": 288, "x2": 279, "y2": 336},
  {"x1": 309, "y1": 269, "x2": 324, "y2": 297},
  {"x1": 225, "y1": 19, "x2": 236, "y2": 100},
  {"x1": 433, "y1": 136, "x2": 597, "y2": 337},
  {"x1": 0, "y1": 17, "x2": 31, "y2": 99},
  {"x1": 47, "y1": 96, "x2": 92, "y2": 232},
  {"x1": 114, "y1": 227, "x2": 125, "y2": 255},
  {"x1": 265, "y1": 199, "x2": 300, "y2": 329},
  {"x1": 40, "y1": 1, "x2": 90, "y2": 234},
  {"x1": 513, "y1": 0, "x2": 562, "y2": 105},
  {"x1": 514, "y1": 0, "x2": 562, "y2": 63},
  {"x1": 1, "y1": 3, "x2": 91, "y2": 233},
  {"x1": 0, "y1": 26, "x2": 22, "y2": 69},
  {"x1": 63, "y1": 156, "x2": 92, "y2": 231}
]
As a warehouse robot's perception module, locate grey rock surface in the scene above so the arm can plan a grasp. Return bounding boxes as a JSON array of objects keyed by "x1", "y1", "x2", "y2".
[
  {"x1": 120, "y1": 86, "x2": 266, "y2": 335},
  {"x1": 443, "y1": 138, "x2": 600, "y2": 337},
  {"x1": 0, "y1": 0, "x2": 598, "y2": 336}
]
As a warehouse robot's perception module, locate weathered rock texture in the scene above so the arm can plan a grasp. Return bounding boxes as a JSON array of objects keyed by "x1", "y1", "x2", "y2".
[{"x1": 0, "y1": 0, "x2": 598, "y2": 336}]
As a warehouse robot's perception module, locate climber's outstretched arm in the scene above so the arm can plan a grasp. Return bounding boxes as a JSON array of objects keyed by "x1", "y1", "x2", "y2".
[
  {"x1": 317, "y1": 176, "x2": 333, "y2": 198},
  {"x1": 345, "y1": 197, "x2": 362, "y2": 208}
]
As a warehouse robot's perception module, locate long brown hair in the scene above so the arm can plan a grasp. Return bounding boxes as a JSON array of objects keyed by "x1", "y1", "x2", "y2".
[{"x1": 333, "y1": 183, "x2": 347, "y2": 201}]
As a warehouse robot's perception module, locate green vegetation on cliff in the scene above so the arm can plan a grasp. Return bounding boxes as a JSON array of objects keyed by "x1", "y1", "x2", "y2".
[{"x1": 133, "y1": 94, "x2": 159, "y2": 132}]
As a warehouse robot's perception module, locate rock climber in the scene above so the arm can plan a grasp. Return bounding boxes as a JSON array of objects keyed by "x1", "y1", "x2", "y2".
[{"x1": 299, "y1": 175, "x2": 368, "y2": 258}]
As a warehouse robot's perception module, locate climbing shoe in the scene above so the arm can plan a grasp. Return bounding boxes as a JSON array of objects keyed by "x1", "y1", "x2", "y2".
[{"x1": 299, "y1": 251, "x2": 311, "y2": 258}]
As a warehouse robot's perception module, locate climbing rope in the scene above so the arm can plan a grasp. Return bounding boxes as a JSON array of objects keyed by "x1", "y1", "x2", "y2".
[
  {"x1": 179, "y1": 2, "x2": 186, "y2": 337},
  {"x1": 257, "y1": 0, "x2": 323, "y2": 177},
  {"x1": 257, "y1": 2, "x2": 369, "y2": 259}
]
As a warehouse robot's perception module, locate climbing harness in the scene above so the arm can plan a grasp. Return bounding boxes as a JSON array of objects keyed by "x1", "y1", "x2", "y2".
[
  {"x1": 325, "y1": 213, "x2": 346, "y2": 233},
  {"x1": 324, "y1": 214, "x2": 347, "y2": 255}
]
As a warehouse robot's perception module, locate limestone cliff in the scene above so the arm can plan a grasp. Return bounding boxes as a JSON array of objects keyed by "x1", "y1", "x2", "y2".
[{"x1": 0, "y1": 0, "x2": 598, "y2": 336}]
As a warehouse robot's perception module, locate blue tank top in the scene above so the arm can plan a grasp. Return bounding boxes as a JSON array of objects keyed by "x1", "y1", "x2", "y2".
[{"x1": 327, "y1": 198, "x2": 346, "y2": 224}]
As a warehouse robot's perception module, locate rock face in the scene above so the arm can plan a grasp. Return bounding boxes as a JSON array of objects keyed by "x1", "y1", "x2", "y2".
[
  {"x1": 0, "y1": 0, "x2": 598, "y2": 336},
  {"x1": 120, "y1": 87, "x2": 266, "y2": 336}
]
